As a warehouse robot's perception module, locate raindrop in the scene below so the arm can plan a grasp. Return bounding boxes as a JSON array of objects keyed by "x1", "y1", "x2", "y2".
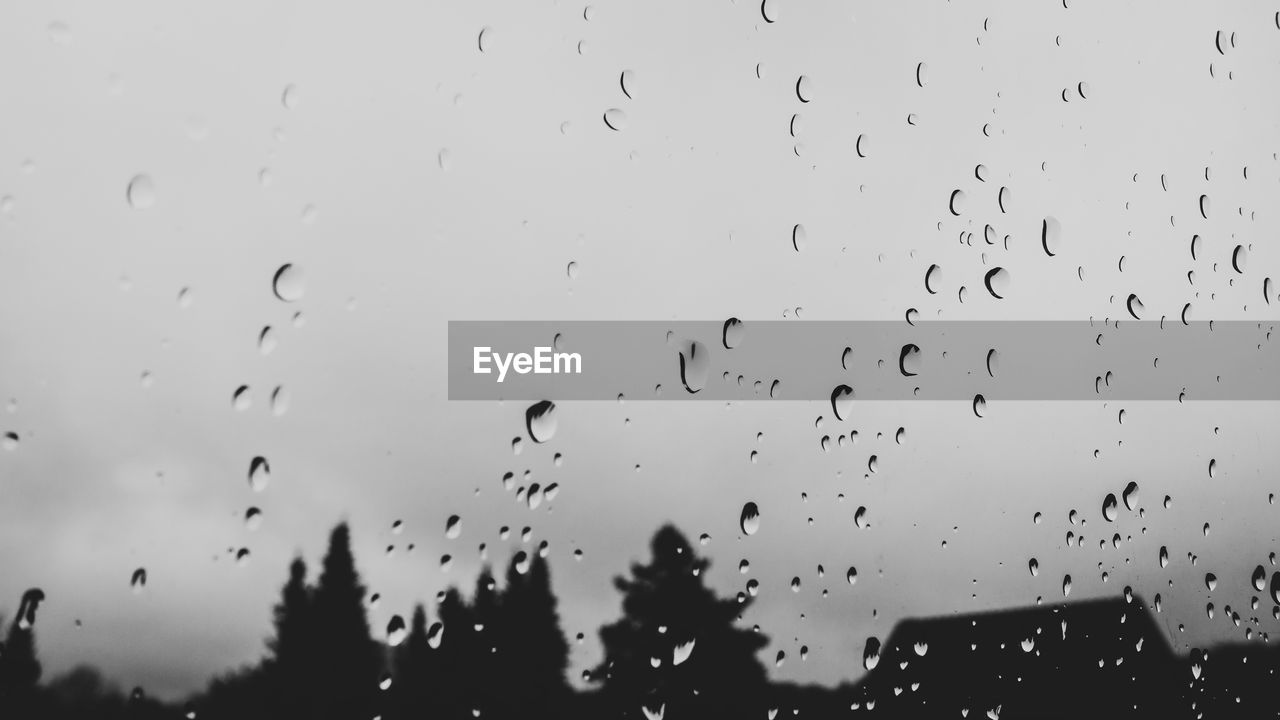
[
  {"x1": 1063, "y1": 574, "x2": 1072, "y2": 597},
  {"x1": 1122, "y1": 482, "x2": 1139, "y2": 511},
  {"x1": 924, "y1": 264, "x2": 942, "y2": 294},
  {"x1": 998, "y1": 187, "x2": 1011, "y2": 214},
  {"x1": 678, "y1": 341, "x2": 710, "y2": 394},
  {"x1": 792, "y1": 223, "x2": 807, "y2": 252},
  {"x1": 603, "y1": 109, "x2": 628, "y2": 131},
  {"x1": 446, "y1": 515, "x2": 462, "y2": 540},
  {"x1": 232, "y1": 385, "x2": 252, "y2": 411},
  {"x1": 986, "y1": 349, "x2": 1000, "y2": 378},
  {"x1": 898, "y1": 344, "x2": 922, "y2": 377},
  {"x1": 270, "y1": 386, "x2": 290, "y2": 416},
  {"x1": 723, "y1": 318, "x2": 745, "y2": 349},
  {"x1": 130, "y1": 568, "x2": 147, "y2": 592},
  {"x1": 281, "y1": 84, "x2": 300, "y2": 110},
  {"x1": 1198, "y1": 194, "x2": 1210, "y2": 219},
  {"x1": 863, "y1": 637, "x2": 881, "y2": 670},
  {"x1": 948, "y1": 189, "x2": 966, "y2": 216},
  {"x1": 831, "y1": 385, "x2": 854, "y2": 421},
  {"x1": 972, "y1": 394, "x2": 986, "y2": 418},
  {"x1": 740, "y1": 502, "x2": 761, "y2": 536},
  {"x1": 249, "y1": 456, "x2": 271, "y2": 492},
  {"x1": 915, "y1": 62, "x2": 928, "y2": 87},
  {"x1": 1102, "y1": 493, "x2": 1118, "y2": 521},
  {"x1": 525, "y1": 401, "x2": 558, "y2": 443},
  {"x1": 761, "y1": 0, "x2": 778, "y2": 23},
  {"x1": 1251, "y1": 565, "x2": 1266, "y2": 592},
  {"x1": 620, "y1": 70, "x2": 636, "y2": 99},
  {"x1": 272, "y1": 264, "x2": 305, "y2": 302},
  {"x1": 983, "y1": 267, "x2": 1010, "y2": 299},
  {"x1": 1231, "y1": 245, "x2": 1247, "y2": 273},
  {"x1": 478, "y1": 26, "x2": 494, "y2": 52},
  {"x1": 1125, "y1": 294, "x2": 1143, "y2": 320},
  {"x1": 387, "y1": 615, "x2": 407, "y2": 646},
  {"x1": 127, "y1": 174, "x2": 156, "y2": 210},
  {"x1": 2, "y1": 432, "x2": 19, "y2": 451},
  {"x1": 795, "y1": 75, "x2": 813, "y2": 102},
  {"x1": 673, "y1": 639, "x2": 695, "y2": 666},
  {"x1": 1041, "y1": 217, "x2": 1062, "y2": 256}
]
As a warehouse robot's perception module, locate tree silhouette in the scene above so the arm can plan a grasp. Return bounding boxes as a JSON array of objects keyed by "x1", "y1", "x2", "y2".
[
  {"x1": 495, "y1": 553, "x2": 571, "y2": 720},
  {"x1": 430, "y1": 587, "x2": 476, "y2": 719},
  {"x1": 310, "y1": 523, "x2": 383, "y2": 720},
  {"x1": 593, "y1": 525, "x2": 769, "y2": 719},
  {"x1": 266, "y1": 557, "x2": 313, "y2": 718},
  {"x1": 0, "y1": 589, "x2": 46, "y2": 717},
  {"x1": 390, "y1": 604, "x2": 437, "y2": 720}
]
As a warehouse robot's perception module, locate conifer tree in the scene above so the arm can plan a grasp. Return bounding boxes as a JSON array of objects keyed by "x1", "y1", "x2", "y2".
[{"x1": 593, "y1": 525, "x2": 768, "y2": 719}]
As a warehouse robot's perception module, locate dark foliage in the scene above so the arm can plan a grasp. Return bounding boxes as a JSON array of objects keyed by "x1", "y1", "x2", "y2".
[{"x1": 1, "y1": 523, "x2": 1276, "y2": 720}]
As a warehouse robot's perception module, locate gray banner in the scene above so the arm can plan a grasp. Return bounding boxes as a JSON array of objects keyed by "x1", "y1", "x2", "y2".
[{"x1": 448, "y1": 321, "x2": 1279, "y2": 401}]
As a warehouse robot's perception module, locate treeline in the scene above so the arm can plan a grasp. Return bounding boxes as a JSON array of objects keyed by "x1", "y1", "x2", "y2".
[{"x1": 0, "y1": 523, "x2": 771, "y2": 720}]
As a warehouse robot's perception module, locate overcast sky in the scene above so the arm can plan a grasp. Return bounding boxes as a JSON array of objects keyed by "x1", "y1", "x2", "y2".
[{"x1": 1, "y1": 0, "x2": 1278, "y2": 701}]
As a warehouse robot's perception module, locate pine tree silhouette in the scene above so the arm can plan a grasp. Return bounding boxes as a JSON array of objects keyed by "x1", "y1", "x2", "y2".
[
  {"x1": 310, "y1": 523, "x2": 383, "y2": 720},
  {"x1": 495, "y1": 553, "x2": 571, "y2": 720},
  {"x1": 593, "y1": 525, "x2": 768, "y2": 719},
  {"x1": 266, "y1": 557, "x2": 313, "y2": 718},
  {"x1": 390, "y1": 604, "x2": 437, "y2": 720},
  {"x1": 432, "y1": 587, "x2": 476, "y2": 719},
  {"x1": 0, "y1": 589, "x2": 46, "y2": 717}
]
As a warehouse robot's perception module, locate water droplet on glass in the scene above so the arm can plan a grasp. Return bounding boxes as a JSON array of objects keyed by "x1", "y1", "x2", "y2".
[
  {"x1": 270, "y1": 386, "x2": 290, "y2": 416},
  {"x1": 863, "y1": 637, "x2": 881, "y2": 670},
  {"x1": 1102, "y1": 493, "x2": 1119, "y2": 521},
  {"x1": 1122, "y1": 481, "x2": 1139, "y2": 511},
  {"x1": 445, "y1": 515, "x2": 462, "y2": 540},
  {"x1": 1123, "y1": 293, "x2": 1143, "y2": 320},
  {"x1": 915, "y1": 62, "x2": 928, "y2": 87},
  {"x1": 795, "y1": 75, "x2": 813, "y2": 102},
  {"x1": 130, "y1": 568, "x2": 147, "y2": 593},
  {"x1": 525, "y1": 400, "x2": 558, "y2": 444},
  {"x1": 281, "y1": 84, "x2": 300, "y2": 110},
  {"x1": 272, "y1": 264, "x2": 305, "y2": 302},
  {"x1": 678, "y1": 341, "x2": 710, "y2": 394},
  {"x1": 386, "y1": 615, "x2": 407, "y2": 646},
  {"x1": 924, "y1": 264, "x2": 942, "y2": 294},
  {"x1": 722, "y1": 318, "x2": 745, "y2": 349},
  {"x1": 232, "y1": 385, "x2": 251, "y2": 411},
  {"x1": 1041, "y1": 217, "x2": 1062, "y2": 256},
  {"x1": 740, "y1": 502, "x2": 761, "y2": 536},
  {"x1": 620, "y1": 70, "x2": 635, "y2": 99},
  {"x1": 899, "y1": 344, "x2": 922, "y2": 377},
  {"x1": 983, "y1": 267, "x2": 1010, "y2": 299},
  {"x1": 761, "y1": 0, "x2": 778, "y2": 23},
  {"x1": 603, "y1": 109, "x2": 628, "y2": 131},
  {"x1": 831, "y1": 385, "x2": 854, "y2": 421},
  {"x1": 127, "y1": 174, "x2": 156, "y2": 210},
  {"x1": 948, "y1": 189, "x2": 966, "y2": 216},
  {"x1": 249, "y1": 456, "x2": 271, "y2": 492}
]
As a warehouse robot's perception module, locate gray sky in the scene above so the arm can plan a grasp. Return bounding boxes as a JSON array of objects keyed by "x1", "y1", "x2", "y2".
[{"x1": 1, "y1": 0, "x2": 1278, "y2": 701}]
